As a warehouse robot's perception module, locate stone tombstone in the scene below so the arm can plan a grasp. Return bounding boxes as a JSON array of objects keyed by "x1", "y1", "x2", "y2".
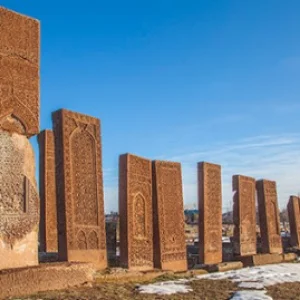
[
  {"x1": 198, "y1": 162, "x2": 222, "y2": 264},
  {"x1": 232, "y1": 175, "x2": 257, "y2": 256},
  {"x1": 119, "y1": 154, "x2": 153, "y2": 270},
  {"x1": 288, "y1": 196, "x2": 300, "y2": 248},
  {"x1": 0, "y1": 7, "x2": 40, "y2": 137},
  {"x1": 37, "y1": 130, "x2": 57, "y2": 252},
  {"x1": 52, "y1": 109, "x2": 107, "y2": 269},
  {"x1": 0, "y1": 131, "x2": 39, "y2": 270},
  {"x1": 105, "y1": 221, "x2": 117, "y2": 261},
  {"x1": 152, "y1": 160, "x2": 187, "y2": 271},
  {"x1": 256, "y1": 180, "x2": 282, "y2": 254}
]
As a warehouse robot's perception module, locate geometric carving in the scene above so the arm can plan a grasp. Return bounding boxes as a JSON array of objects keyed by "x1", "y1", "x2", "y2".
[
  {"x1": 0, "y1": 7, "x2": 39, "y2": 137},
  {"x1": 152, "y1": 160, "x2": 187, "y2": 272},
  {"x1": 198, "y1": 162, "x2": 222, "y2": 264},
  {"x1": 37, "y1": 130, "x2": 58, "y2": 252},
  {"x1": 232, "y1": 175, "x2": 257, "y2": 256},
  {"x1": 288, "y1": 196, "x2": 300, "y2": 248},
  {"x1": 119, "y1": 154, "x2": 153, "y2": 270},
  {"x1": 0, "y1": 130, "x2": 39, "y2": 270},
  {"x1": 52, "y1": 109, "x2": 107, "y2": 269},
  {"x1": 256, "y1": 180, "x2": 282, "y2": 254}
]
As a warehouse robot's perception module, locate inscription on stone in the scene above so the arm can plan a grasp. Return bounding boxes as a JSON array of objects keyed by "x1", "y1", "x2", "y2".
[
  {"x1": 152, "y1": 160, "x2": 187, "y2": 272},
  {"x1": 256, "y1": 180, "x2": 282, "y2": 254},
  {"x1": 233, "y1": 175, "x2": 256, "y2": 256},
  {"x1": 38, "y1": 130, "x2": 57, "y2": 252},
  {"x1": 198, "y1": 162, "x2": 222, "y2": 264},
  {"x1": 119, "y1": 154, "x2": 153, "y2": 270},
  {"x1": 0, "y1": 7, "x2": 40, "y2": 136},
  {"x1": 288, "y1": 196, "x2": 300, "y2": 248},
  {"x1": 52, "y1": 109, "x2": 107, "y2": 269}
]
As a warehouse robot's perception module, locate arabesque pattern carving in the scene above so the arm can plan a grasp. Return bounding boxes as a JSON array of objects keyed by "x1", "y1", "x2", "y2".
[
  {"x1": 153, "y1": 161, "x2": 187, "y2": 271},
  {"x1": 38, "y1": 130, "x2": 58, "y2": 252},
  {"x1": 119, "y1": 154, "x2": 153, "y2": 270},
  {"x1": 288, "y1": 196, "x2": 300, "y2": 248},
  {"x1": 198, "y1": 162, "x2": 222, "y2": 264},
  {"x1": 256, "y1": 180, "x2": 282, "y2": 254},
  {"x1": 0, "y1": 7, "x2": 40, "y2": 136},
  {"x1": 233, "y1": 175, "x2": 256, "y2": 256},
  {"x1": 52, "y1": 109, "x2": 106, "y2": 266}
]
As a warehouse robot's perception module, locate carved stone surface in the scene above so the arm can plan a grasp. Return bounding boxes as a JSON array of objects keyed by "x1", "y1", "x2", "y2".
[
  {"x1": 37, "y1": 130, "x2": 57, "y2": 252},
  {"x1": 198, "y1": 162, "x2": 222, "y2": 264},
  {"x1": 106, "y1": 221, "x2": 117, "y2": 260},
  {"x1": 288, "y1": 196, "x2": 300, "y2": 248},
  {"x1": 232, "y1": 175, "x2": 256, "y2": 256},
  {"x1": 0, "y1": 7, "x2": 40, "y2": 137},
  {"x1": 0, "y1": 130, "x2": 39, "y2": 270},
  {"x1": 52, "y1": 109, "x2": 107, "y2": 269},
  {"x1": 119, "y1": 154, "x2": 153, "y2": 270},
  {"x1": 256, "y1": 180, "x2": 282, "y2": 254},
  {"x1": 152, "y1": 160, "x2": 187, "y2": 271}
]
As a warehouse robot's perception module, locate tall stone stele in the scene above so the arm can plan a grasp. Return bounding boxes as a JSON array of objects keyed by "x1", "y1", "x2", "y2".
[
  {"x1": 198, "y1": 162, "x2": 222, "y2": 264},
  {"x1": 256, "y1": 180, "x2": 282, "y2": 254},
  {"x1": 287, "y1": 196, "x2": 300, "y2": 248},
  {"x1": 52, "y1": 109, "x2": 107, "y2": 269},
  {"x1": 0, "y1": 7, "x2": 40, "y2": 270},
  {"x1": 119, "y1": 153, "x2": 154, "y2": 270},
  {"x1": 152, "y1": 160, "x2": 187, "y2": 272},
  {"x1": 37, "y1": 130, "x2": 58, "y2": 252},
  {"x1": 232, "y1": 175, "x2": 256, "y2": 257}
]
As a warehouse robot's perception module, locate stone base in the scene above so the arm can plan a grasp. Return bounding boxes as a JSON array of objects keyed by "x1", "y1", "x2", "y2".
[
  {"x1": 282, "y1": 253, "x2": 297, "y2": 262},
  {"x1": 0, "y1": 262, "x2": 95, "y2": 299},
  {"x1": 236, "y1": 253, "x2": 282, "y2": 267},
  {"x1": 0, "y1": 230, "x2": 38, "y2": 271},
  {"x1": 65, "y1": 249, "x2": 107, "y2": 270},
  {"x1": 161, "y1": 260, "x2": 187, "y2": 272},
  {"x1": 194, "y1": 261, "x2": 243, "y2": 273}
]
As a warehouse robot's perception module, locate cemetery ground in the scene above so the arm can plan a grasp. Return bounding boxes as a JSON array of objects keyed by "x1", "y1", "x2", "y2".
[{"x1": 12, "y1": 262, "x2": 300, "y2": 300}]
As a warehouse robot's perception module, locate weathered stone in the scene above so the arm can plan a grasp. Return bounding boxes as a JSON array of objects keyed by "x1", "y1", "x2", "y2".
[
  {"x1": 119, "y1": 154, "x2": 153, "y2": 270},
  {"x1": 0, "y1": 130, "x2": 39, "y2": 270},
  {"x1": 52, "y1": 109, "x2": 107, "y2": 269},
  {"x1": 198, "y1": 162, "x2": 222, "y2": 264},
  {"x1": 282, "y1": 253, "x2": 297, "y2": 262},
  {"x1": 152, "y1": 160, "x2": 187, "y2": 272},
  {"x1": 37, "y1": 130, "x2": 57, "y2": 252},
  {"x1": 237, "y1": 253, "x2": 282, "y2": 267},
  {"x1": 0, "y1": 7, "x2": 40, "y2": 137},
  {"x1": 0, "y1": 262, "x2": 95, "y2": 299},
  {"x1": 287, "y1": 196, "x2": 300, "y2": 248},
  {"x1": 232, "y1": 175, "x2": 257, "y2": 256},
  {"x1": 256, "y1": 180, "x2": 282, "y2": 254},
  {"x1": 200, "y1": 261, "x2": 243, "y2": 273}
]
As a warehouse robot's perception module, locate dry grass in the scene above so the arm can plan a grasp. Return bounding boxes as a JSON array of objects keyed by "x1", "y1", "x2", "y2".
[
  {"x1": 20, "y1": 279, "x2": 237, "y2": 300},
  {"x1": 267, "y1": 282, "x2": 300, "y2": 300}
]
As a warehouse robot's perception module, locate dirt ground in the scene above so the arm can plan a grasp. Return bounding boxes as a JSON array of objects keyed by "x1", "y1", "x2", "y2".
[
  {"x1": 267, "y1": 282, "x2": 300, "y2": 300},
  {"x1": 17, "y1": 278, "x2": 237, "y2": 300}
]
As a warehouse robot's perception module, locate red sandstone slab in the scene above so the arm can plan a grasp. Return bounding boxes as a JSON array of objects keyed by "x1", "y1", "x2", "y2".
[
  {"x1": 152, "y1": 160, "x2": 187, "y2": 272},
  {"x1": 38, "y1": 130, "x2": 58, "y2": 252},
  {"x1": 256, "y1": 180, "x2": 282, "y2": 254},
  {"x1": 0, "y1": 262, "x2": 95, "y2": 299},
  {"x1": 0, "y1": 7, "x2": 40, "y2": 136},
  {"x1": 52, "y1": 109, "x2": 107, "y2": 269},
  {"x1": 198, "y1": 162, "x2": 222, "y2": 264},
  {"x1": 287, "y1": 196, "x2": 300, "y2": 248},
  {"x1": 119, "y1": 154, "x2": 153, "y2": 271},
  {"x1": 232, "y1": 175, "x2": 257, "y2": 256}
]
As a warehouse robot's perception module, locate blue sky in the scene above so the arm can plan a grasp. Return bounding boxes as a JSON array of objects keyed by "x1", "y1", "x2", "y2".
[{"x1": 3, "y1": 0, "x2": 300, "y2": 212}]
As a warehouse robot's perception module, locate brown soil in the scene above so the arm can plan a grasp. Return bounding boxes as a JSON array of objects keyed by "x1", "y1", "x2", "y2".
[
  {"x1": 267, "y1": 282, "x2": 300, "y2": 300},
  {"x1": 19, "y1": 279, "x2": 237, "y2": 300}
]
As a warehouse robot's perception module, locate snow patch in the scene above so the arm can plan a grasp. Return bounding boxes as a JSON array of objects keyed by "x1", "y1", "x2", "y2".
[
  {"x1": 137, "y1": 280, "x2": 192, "y2": 295},
  {"x1": 231, "y1": 290, "x2": 272, "y2": 300}
]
